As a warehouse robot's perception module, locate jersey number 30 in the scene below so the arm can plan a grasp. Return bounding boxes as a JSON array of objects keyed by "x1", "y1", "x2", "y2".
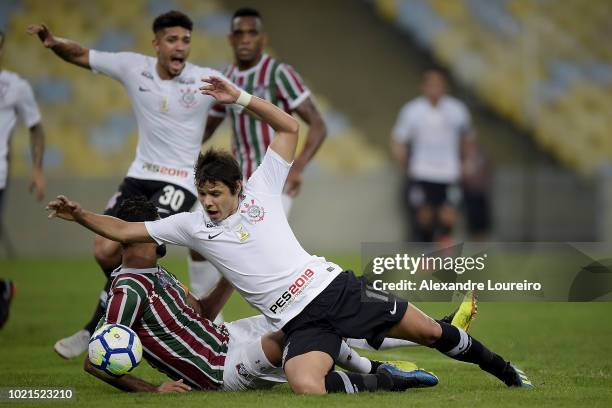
[{"x1": 158, "y1": 185, "x2": 185, "y2": 211}]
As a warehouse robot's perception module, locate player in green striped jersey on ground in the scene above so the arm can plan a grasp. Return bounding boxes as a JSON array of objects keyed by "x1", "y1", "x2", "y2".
[
  {"x1": 188, "y1": 7, "x2": 327, "y2": 309},
  {"x1": 83, "y1": 196, "x2": 439, "y2": 393}
]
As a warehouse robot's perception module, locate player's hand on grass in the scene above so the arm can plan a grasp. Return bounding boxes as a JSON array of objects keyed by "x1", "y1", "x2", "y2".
[
  {"x1": 284, "y1": 167, "x2": 303, "y2": 197},
  {"x1": 200, "y1": 76, "x2": 240, "y2": 104},
  {"x1": 26, "y1": 24, "x2": 59, "y2": 48},
  {"x1": 30, "y1": 169, "x2": 45, "y2": 202},
  {"x1": 46, "y1": 195, "x2": 82, "y2": 221},
  {"x1": 156, "y1": 379, "x2": 191, "y2": 393}
]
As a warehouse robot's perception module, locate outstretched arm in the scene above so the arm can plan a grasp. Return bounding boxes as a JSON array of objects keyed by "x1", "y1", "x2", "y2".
[
  {"x1": 27, "y1": 24, "x2": 90, "y2": 69},
  {"x1": 28, "y1": 123, "x2": 45, "y2": 201},
  {"x1": 84, "y1": 358, "x2": 191, "y2": 393},
  {"x1": 46, "y1": 195, "x2": 153, "y2": 243},
  {"x1": 200, "y1": 76, "x2": 299, "y2": 163}
]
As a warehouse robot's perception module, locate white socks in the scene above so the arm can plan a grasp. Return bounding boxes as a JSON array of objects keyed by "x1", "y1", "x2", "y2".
[
  {"x1": 345, "y1": 337, "x2": 417, "y2": 350},
  {"x1": 336, "y1": 340, "x2": 372, "y2": 373}
]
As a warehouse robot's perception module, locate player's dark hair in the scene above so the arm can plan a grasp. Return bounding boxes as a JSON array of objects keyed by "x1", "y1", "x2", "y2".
[
  {"x1": 152, "y1": 10, "x2": 193, "y2": 34},
  {"x1": 232, "y1": 7, "x2": 262, "y2": 21},
  {"x1": 423, "y1": 67, "x2": 449, "y2": 80},
  {"x1": 194, "y1": 149, "x2": 242, "y2": 195},
  {"x1": 0, "y1": 30, "x2": 5, "y2": 47},
  {"x1": 116, "y1": 196, "x2": 159, "y2": 222}
]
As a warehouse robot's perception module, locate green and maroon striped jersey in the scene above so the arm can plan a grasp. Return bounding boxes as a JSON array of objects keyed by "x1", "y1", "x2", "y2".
[
  {"x1": 210, "y1": 54, "x2": 311, "y2": 178},
  {"x1": 100, "y1": 265, "x2": 229, "y2": 390}
]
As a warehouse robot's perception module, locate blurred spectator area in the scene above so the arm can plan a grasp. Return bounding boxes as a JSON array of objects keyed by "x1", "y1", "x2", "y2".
[{"x1": 372, "y1": 0, "x2": 612, "y2": 174}]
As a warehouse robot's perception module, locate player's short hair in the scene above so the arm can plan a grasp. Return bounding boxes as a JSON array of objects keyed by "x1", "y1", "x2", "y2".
[
  {"x1": 116, "y1": 196, "x2": 159, "y2": 222},
  {"x1": 232, "y1": 7, "x2": 262, "y2": 20},
  {"x1": 152, "y1": 10, "x2": 193, "y2": 34},
  {"x1": 231, "y1": 7, "x2": 263, "y2": 29},
  {"x1": 0, "y1": 30, "x2": 5, "y2": 48},
  {"x1": 194, "y1": 149, "x2": 242, "y2": 195}
]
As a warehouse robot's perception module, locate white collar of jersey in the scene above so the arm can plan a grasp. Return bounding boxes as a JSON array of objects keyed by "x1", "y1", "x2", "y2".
[
  {"x1": 111, "y1": 265, "x2": 161, "y2": 277},
  {"x1": 234, "y1": 54, "x2": 268, "y2": 76},
  {"x1": 152, "y1": 60, "x2": 192, "y2": 84}
]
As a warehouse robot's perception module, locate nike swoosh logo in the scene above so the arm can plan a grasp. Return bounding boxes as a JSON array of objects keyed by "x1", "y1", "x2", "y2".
[
  {"x1": 138, "y1": 86, "x2": 151, "y2": 92},
  {"x1": 208, "y1": 231, "x2": 222, "y2": 240},
  {"x1": 390, "y1": 301, "x2": 397, "y2": 315}
]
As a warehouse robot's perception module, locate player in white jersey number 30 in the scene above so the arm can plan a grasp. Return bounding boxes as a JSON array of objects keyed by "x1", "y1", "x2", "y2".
[
  {"x1": 28, "y1": 11, "x2": 229, "y2": 358},
  {"x1": 47, "y1": 76, "x2": 534, "y2": 393}
]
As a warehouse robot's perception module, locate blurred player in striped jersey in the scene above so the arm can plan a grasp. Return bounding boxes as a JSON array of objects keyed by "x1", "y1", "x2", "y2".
[{"x1": 189, "y1": 7, "x2": 327, "y2": 302}]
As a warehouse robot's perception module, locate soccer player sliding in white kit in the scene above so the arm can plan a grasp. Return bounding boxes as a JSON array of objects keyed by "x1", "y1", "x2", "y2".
[{"x1": 47, "y1": 76, "x2": 533, "y2": 394}]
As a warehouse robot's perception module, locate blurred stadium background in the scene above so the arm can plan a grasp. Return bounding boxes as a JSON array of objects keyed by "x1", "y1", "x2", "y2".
[
  {"x1": 1, "y1": 1, "x2": 612, "y2": 405},
  {"x1": 1, "y1": 0, "x2": 611, "y2": 257}
]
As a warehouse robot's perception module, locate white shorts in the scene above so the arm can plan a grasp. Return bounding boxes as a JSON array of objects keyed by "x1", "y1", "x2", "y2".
[{"x1": 222, "y1": 316, "x2": 286, "y2": 391}]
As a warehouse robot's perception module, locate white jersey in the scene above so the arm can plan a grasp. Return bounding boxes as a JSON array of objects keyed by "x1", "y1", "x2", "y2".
[
  {"x1": 145, "y1": 148, "x2": 342, "y2": 329},
  {"x1": 392, "y1": 95, "x2": 471, "y2": 184},
  {"x1": 89, "y1": 51, "x2": 223, "y2": 194},
  {"x1": 0, "y1": 70, "x2": 41, "y2": 189}
]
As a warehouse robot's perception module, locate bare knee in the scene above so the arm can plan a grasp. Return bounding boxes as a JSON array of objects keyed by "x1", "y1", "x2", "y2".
[
  {"x1": 289, "y1": 377, "x2": 326, "y2": 395},
  {"x1": 93, "y1": 236, "x2": 121, "y2": 269},
  {"x1": 420, "y1": 318, "x2": 443, "y2": 345},
  {"x1": 284, "y1": 352, "x2": 332, "y2": 395},
  {"x1": 388, "y1": 305, "x2": 443, "y2": 346}
]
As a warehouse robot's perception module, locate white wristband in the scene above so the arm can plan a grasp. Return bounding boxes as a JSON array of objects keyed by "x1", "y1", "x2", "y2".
[{"x1": 236, "y1": 91, "x2": 252, "y2": 107}]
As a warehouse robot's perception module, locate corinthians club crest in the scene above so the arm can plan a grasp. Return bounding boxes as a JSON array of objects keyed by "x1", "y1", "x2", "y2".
[
  {"x1": 179, "y1": 88, "x2": 198, "y2": 109},
  {"x1": 241, "y1": 199, "x2": 265, "y2": 224}
]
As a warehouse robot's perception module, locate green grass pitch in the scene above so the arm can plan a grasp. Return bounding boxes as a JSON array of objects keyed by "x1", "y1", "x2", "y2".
[{"x1": 1, "y1": 255, "x2": 611, "y2": 407}]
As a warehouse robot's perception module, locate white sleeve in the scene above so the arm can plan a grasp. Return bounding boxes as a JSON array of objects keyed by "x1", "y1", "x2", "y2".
[
  {"x1": 391, "y1": 105, "x2": 413, "y2": 144},
  {"x1": 144, "y1": 212, "x2": 196, "y2": 247},
  {"x1": 89, "y1": 50, "x2": 137, "y2": 82},
  {"x1": 15, "y1": 80, "x2": 41, "y2": 128},
  {"x1": 246, "y1": 148, "x2": 292, "y2": 195}
]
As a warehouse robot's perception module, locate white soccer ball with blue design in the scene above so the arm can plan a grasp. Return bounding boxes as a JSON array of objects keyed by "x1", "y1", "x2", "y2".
[{"x1": 88, "y1": 324, "x2": 142, "y2": 376}]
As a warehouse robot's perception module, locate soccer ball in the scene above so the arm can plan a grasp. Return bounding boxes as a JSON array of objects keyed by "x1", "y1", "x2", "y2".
[{"x1": 88, "y1": 324, "x2": 142, "y2": 377}]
